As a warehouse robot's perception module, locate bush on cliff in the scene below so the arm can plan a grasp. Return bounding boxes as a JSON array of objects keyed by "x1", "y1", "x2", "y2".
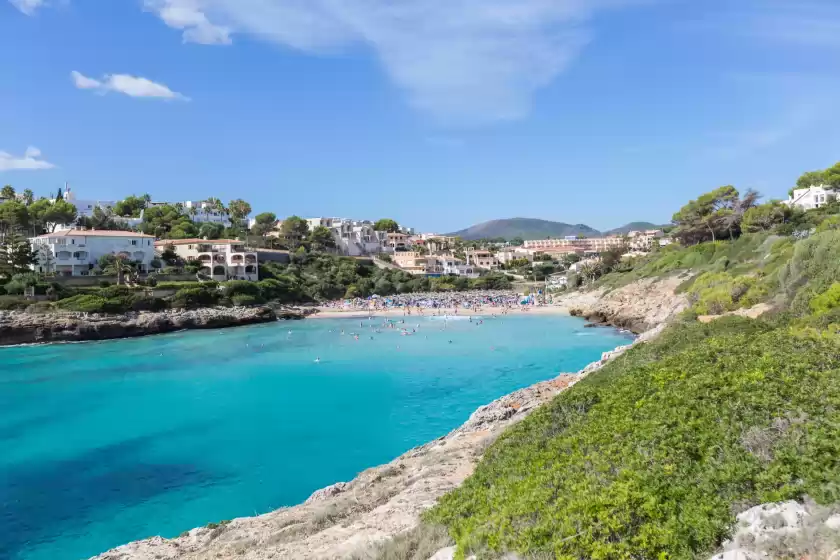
[
  {"x1": 231, "y1": 294, "x2": 261, "y2": 307},
  {"x1": 427, "y1": 318, "x2": 840, "y2": 559},
  {"x1": 0, "y1": 295, "x2": 30, "y2": 310},
  {"x1": 54, "y1": 294, "x2": 130, "y2": 313},
  {"x1": 170, "y1": 286, "x2": 220, "y2": 309}
]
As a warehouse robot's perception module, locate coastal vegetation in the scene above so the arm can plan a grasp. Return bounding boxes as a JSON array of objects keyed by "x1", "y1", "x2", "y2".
[{"x1": 420, "y1": 168, "x2": 840, "y2": 559}]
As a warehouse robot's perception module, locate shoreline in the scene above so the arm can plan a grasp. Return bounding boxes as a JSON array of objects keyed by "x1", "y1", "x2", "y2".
[
  {"x1": 0, "y1": 306, "x2": 304, "y2": 347},
  {"x1": 90, "y1": 277, "x2": 689, "y2": 560},
  {"x1": 310, "y1": 304, "x2": 571, "y2": 319}
]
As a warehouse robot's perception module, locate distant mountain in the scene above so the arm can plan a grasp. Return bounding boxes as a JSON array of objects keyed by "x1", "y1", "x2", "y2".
[
  {"x1": 448, "y1": 218, "x2": 601, "y2": 241},
  {"x1": 603, "y1": 222, "x2": 666, "y2": 236}
]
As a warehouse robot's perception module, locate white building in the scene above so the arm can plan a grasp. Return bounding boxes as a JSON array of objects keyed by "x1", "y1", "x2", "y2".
[
  {"x1": 495, "y1": 248, "x2": 534, "y2": 265},
  {"x1": 306, "y1": 217, "x2": 389, "y2": 256},
  {"x1": 787, "y1": 186, "x2": 836, "y2": 211},
  {"x1": 63, "y1": 187, "x2": 117, "y2": 219},
  {"x1": 157, "y1": 239, "x2": 258, "y2": 281},
  {"x1": 31, "y1": 230, "x2": 156, "y2": 276},
  {"x1": 180, "y1": 201, "x2": 233, "y2": 226},
  {"x1": 465, "y1": 249, "x2": 500, "y2": 270},
  {"x1": 438, "y1": 256, "x2": 479, "y2": 278}
]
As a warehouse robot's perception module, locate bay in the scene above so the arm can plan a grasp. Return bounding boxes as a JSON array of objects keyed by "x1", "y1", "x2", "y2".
[{"x1": 0, "y1": 314, "x2": 630, "y2": 560}]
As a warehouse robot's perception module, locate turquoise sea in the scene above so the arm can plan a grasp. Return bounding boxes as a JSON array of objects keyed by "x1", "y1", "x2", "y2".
[{"x1": 0, "y1": 314, "x2": 630, "y2": 560}]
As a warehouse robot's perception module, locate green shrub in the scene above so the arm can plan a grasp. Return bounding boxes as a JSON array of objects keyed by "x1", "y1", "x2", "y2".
[
  {"x1": 25, "y1": 301, "x2": 55, "y2": 314},
  {"x1": 231, "y1": 294, "x2": 262, "y2": 306},
  {"x1": 129, "y1": 295, "x2": 169, "y2": 312},
  {"x1": 54, "y1": 294, "x2": 130, "y2": 313},
  {"x1": 170, "y1": 286, "x2": 219, "y2": 309},
  {"x1": 3, "y1": 273, "x2": 39, "y2": 295},
  {"x1": 810, "y1": 283, "x2": 840, "y2": 317},
  {"x1": 99, "y1": 280, "x2": 111, "y2": 288},
  {"x1": 0, "y1": 284, "x2": 6, "y2": 296},
  {"x1": 777, "y1": 231, "x2": 840, "y2": 314},
  {"x1": 428, "y1": 319, "x2": 840, "y2": 559},
  {"x1": 222, "y1": 280, "x2": 261, "y2": 298},
  {"x1": 0, "y1": 295, "x2": 30, "y2": 310},
  {"x1": 156, "y1": 281, "x2": 217, "y2": 291}
]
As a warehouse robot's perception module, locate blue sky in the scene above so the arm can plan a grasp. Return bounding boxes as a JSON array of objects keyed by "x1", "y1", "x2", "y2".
[{"x1": 2, "y1": 0, "x2": 839, "y2": 233}]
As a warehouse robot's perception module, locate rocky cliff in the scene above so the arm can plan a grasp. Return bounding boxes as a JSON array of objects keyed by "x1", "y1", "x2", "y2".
[
  {"x1": 0, "y1": 306, "x2": 291, "y2": 346},
  {"x1": 556, "y1": 275, "x2": 690, "y2": 333}
]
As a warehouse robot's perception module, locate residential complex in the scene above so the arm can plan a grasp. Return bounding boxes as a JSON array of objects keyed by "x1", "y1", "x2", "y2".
[
  {"x1": 157, "y1": 239, "x2": 259, "y2": 281},
  {"x1": 31, "y1": 230, "x2": 155, "y2": 276},
  {"x1": 787, "y1": 186, "x2": 836, "y2": 211},
  {"x1": 523, "y1": 230, "x2": 665, "y2": 254},
  {"x1": 305, "y1": 217, "x2": 389, "y2": 256}
]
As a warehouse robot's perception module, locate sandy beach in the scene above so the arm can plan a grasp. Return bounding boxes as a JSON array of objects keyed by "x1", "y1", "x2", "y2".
[{"x1": 310, "y1": 304, "x2": 571, "y2": 319}]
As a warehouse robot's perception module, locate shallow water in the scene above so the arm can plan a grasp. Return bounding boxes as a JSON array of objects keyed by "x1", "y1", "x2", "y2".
[{"x1": 0, "y1": 314, "x2": 630, "y2": 560}]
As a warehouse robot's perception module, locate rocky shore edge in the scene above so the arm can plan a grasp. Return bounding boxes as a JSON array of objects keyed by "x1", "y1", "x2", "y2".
[
  {"x1": 90, "y1": 277, "x2": 688, "y2": 560},
  {"x1": 0, "y1": 305, "x2": 313, "y2": 346}
]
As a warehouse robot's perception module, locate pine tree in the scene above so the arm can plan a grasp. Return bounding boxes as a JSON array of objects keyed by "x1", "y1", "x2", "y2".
[{"x1": 0, "y1": 219, "x2": 36, "y2": 279}]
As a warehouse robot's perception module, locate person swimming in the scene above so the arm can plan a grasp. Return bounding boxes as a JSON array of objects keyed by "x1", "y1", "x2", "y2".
[{"x1": 314, "y1": 357, "x2": 320, "y2": 363}]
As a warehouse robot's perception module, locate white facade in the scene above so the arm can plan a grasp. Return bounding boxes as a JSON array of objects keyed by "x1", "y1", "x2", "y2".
[
  {"x1": 31, "y1": 230, "x2": 155, "y2": 276},
  {"x1": 306, "y1": 217, "x2": 389, "y2": 256},
  {"x1": 495, "y1": 248, "x2": 534, "y2": 265},
  {"x1": 180, "y1": 201, "x2": 233, "y2": 226},
  {"x1": 465, "y1": 249, "x2": 500, "y2": 270},
  {"x1": 63, "y1": 189, "x2": 117, "y2": 219},
  {"x1": 438, "y1": 256, "x2": 479, "y2": 278},
  {"x1": 158, "y1": 239, "x2": 259, "y2": 281},
  {"x1": 787, "y1": 186, "x2": 836, "y2": 211}
]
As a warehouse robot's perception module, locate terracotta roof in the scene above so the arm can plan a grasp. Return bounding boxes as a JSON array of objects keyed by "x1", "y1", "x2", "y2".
[
  {"x1": 154, "y1": 238, "x2": 242, "y2": 246},
  {"x1": 35, "y1": 230, "x2": 154, "y2": 238}
]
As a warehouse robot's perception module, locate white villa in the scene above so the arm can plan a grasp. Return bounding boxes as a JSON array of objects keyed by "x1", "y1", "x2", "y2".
[
  {"x1": 465, "y1": 249, "x2": 500, "y2": 270},
  {"x1": 157, "y1": 239, "x2": 259, "y2": 281},
  {"x1": 63, "y1": 187, "x2": 117, "y2": 219},
  {"x1": 495, "y1": 248, "x2": 535, "y2": 265},
  {"x1": 305, "y1": 217, "x2": 394, "y2": 256},
  {"x1": 787, "y1": 186, "x2": 836, "y2": 211},
  {"x1": 31, "y1": 230, "x2": 156, "y2": 276}
]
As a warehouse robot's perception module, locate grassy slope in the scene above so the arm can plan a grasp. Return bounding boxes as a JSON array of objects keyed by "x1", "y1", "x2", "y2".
[{"x1": 425, "y1": 230, "x2": 840, "y2": 559}]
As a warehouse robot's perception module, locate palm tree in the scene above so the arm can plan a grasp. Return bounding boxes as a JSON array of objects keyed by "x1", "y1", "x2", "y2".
[{"x1": 22, "y1": 189, "x2": 34, "y2": 206}]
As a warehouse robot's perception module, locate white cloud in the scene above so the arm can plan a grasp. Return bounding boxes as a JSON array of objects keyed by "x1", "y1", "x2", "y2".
[
  {"x1": 144, "y1": 0, "x2": 231, "y2": 45},
  {"x1": 8, "y1": 0, "x2": 45, "y2": 16},
  {"x1": 143, "y1": 0, "x2": 644, "y2": 125},
  {"x1": 71, "y1": 70, "x2": 190, "y2": 101},
  {"x1": 0, "y1": 146, "x2": 55, "y2": 171}
]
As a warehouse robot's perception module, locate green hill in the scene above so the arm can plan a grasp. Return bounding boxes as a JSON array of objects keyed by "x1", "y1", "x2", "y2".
[
  {"x1": 448, "y1": 218, "x2": 601, "y2": 240},
  {"x1": 603, "y1": 221, "x2": 665, "y2": 235}
]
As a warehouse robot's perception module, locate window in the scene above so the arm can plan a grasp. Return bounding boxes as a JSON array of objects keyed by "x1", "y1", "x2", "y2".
[{"x1": 131, "y1": 240, "x2": 138, "y2": 246}]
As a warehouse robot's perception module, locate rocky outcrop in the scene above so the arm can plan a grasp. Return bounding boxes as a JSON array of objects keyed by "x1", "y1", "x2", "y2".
[
  {"x1": 709, "y1": 500, "x2": 840, "y2": 560},
  {"x1": 558, "y1": 275, "x2": 690, "y2": 333},
  {"x1": 90, "y1": 326, "x2": 656, "y2": 560},
  {"x1": 0, "y1": 306, "x2": 293, "y2": 346}
]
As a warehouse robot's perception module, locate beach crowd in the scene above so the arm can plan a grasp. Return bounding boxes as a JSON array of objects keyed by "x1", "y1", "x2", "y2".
[{"x1": 319, "y1": 290, "x2": 540, "y2": 315}]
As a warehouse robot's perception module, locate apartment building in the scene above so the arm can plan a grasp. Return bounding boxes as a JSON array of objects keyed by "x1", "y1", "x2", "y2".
[
  {"x1": 392, "y1": 251, "x2": 428, "y2": 275},
  {"x1": 465, "y1": 249, "x2": 499, "y2": 270},
  {"x1": 31, "y1": 230, "x2": 155, "y2": 276},
  {"x1": 157, "y1": 239, "x2": 259, "y2": 281},
  {"x1": 495, "y1": 248, "x2": 535, "y2": 265},
  {"x1": 524, "y1": 236, "x2": 628, "y2": 253}
]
